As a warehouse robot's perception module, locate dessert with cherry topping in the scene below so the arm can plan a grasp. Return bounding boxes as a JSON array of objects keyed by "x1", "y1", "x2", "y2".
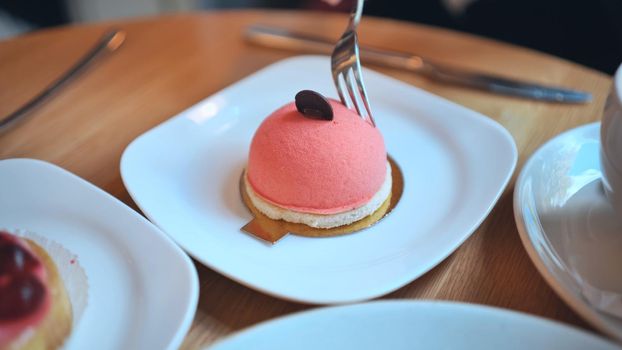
[{"x1": 0, "y1": 231, "x2": 71, "y2": 349}]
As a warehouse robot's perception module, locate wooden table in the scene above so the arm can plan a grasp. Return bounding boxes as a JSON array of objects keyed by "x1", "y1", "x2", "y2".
[{"x1": 0, "y1": 10, "x2": 612, "y2": 349}]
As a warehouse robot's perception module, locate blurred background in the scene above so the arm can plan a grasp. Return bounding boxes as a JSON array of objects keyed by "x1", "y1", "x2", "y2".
[{"x1": 0, "y1": 0, "x2": 620, "y2": 74}]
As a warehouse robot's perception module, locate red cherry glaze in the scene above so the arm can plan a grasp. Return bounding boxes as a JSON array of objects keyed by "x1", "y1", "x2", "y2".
[
  {"x1": 0, "y1": 231, "x2": 51, "y2": 345},
  {"x1": 0, "y1": 243, "x2": 42, "y2": 275},
  {"x1": 0, "y1": 275, "x2": 46, "y2": 320}
]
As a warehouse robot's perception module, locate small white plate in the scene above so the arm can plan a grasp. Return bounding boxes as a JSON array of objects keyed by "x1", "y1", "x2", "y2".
[
  {"x1": 121, "y1": 55, "x2": 517, "y2": 304},
  {"x1": 0, "y1": 159, "x2": 199, "y2": 350},
  {"x1": 514, "y1": 122, "x2": 622, "y2": 342},
  {"x1": 208, "y1": 300, "x2": 620, "y2": 350}
]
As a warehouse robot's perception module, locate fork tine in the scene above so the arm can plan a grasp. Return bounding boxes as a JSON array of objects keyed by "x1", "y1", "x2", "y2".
[
  {"x1": 344, "y1": 69, "x2": 362, "y2": 116},
  {"x1": 332, "y1": 73, "x2": 350, "y2": 109},
  {"x1": 352, "y1": 61, "x2": 376, "y2": 127}
]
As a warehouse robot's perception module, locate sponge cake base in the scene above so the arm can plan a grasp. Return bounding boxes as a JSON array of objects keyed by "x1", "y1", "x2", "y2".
[{"x1": 240, "y1": 157, "x2": 403, "y2": 239}]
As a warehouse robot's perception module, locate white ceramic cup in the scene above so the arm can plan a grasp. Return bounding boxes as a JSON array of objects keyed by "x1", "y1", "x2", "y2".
[{"x1": 600, "y1": 64, "x2": 622, "y2": 213}]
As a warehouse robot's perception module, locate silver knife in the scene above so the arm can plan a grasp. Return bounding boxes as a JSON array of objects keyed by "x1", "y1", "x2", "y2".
[
  {"x1": 0, "y1": 30, "x2": 126, "y2": 133},
  {"x1": 245, "y1": 25, "x2": 591, "y2": 103}
]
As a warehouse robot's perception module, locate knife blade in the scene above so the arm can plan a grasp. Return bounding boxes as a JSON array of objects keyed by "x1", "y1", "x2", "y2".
[
  {"x1": 245, "y1": 25, "x2": 592, "y2": 104},
  {"x1": 0, "y1": 29, "x2": 126, "y2": 133}
]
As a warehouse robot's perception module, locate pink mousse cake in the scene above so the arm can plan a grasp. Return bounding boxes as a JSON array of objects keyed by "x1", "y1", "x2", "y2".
[{"x1": 245, "y1": 91, "x2": 391, "y2": 229}]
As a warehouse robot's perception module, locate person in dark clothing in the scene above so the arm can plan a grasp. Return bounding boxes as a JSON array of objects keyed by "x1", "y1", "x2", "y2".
[
  {"x1": 309, "y1": 0, "x2": 622, "y2": 74},
  {"x1": 2, "y1": 0, "x2": 620, "y2": 74}
]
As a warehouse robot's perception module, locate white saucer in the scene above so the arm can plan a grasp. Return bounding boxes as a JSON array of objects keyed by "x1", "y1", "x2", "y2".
[
  {"x1": 514, "y1": 122, "x2": 622, "y2": 342},
  {"x1": 121, "y1": 55, "x2": 517, "y2": 304},
  {"x1": 208, "y1": 300, "x2": 620, "y2": 350},
  {"x1": 0, "y1": 159, "x2": 199, "y2": 350}
]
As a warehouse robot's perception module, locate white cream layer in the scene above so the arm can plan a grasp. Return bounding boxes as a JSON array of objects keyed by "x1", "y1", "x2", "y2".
[{"x1": 245, "y1": 161, "x2": 392, "y2": 229}]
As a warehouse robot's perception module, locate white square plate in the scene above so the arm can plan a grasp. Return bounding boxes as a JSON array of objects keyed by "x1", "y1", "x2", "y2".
[
  {"x1": 121, "y1": 56, "x2": 517, "y2": 304},
  {"x1": 0, "y1": 159, "x2": 198, "y2": 349}
]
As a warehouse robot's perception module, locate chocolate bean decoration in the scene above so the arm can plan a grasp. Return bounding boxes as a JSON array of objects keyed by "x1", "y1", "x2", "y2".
[{"x1": 295, "y1": 90, "x2": 333, "y2": 120}]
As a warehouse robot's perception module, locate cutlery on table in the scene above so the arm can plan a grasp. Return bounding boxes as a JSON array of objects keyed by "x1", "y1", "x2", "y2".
[
  {"x1": 330, "y1": 0, "x2": 376, "y2": 126},
  {"x1": 0, "y1": 29, "x2": 126, "y2": 133},
  {"x1": 246, "y1": 25, "x2": 592, "y2": 104}
]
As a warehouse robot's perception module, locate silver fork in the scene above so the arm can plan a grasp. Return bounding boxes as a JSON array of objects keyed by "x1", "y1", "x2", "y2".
[{"x1": 331, "y1": 0, "x2": 376, "y2": 127}]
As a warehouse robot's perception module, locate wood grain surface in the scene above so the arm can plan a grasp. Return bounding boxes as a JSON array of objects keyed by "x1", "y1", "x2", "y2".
[{"x1": 0, "y1": 10, "x2": 612, "y2": 349}]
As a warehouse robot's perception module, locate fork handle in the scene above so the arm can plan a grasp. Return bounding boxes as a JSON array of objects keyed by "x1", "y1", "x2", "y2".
[{"x1": 348, "y1": 0, "x2": 364, "y2": 30}]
